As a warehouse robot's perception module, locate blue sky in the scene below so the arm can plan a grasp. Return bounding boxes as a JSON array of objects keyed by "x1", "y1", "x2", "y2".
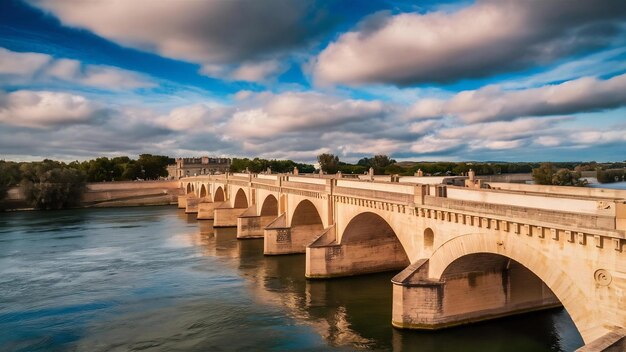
[{"x1": 0, "y1": 0, "x2": 625, "y2": 163}]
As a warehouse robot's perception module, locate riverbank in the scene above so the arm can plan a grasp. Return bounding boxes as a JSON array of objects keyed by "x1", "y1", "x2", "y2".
[{"x1": 1, "y1": 180, "x2": 182, "y2": 211}]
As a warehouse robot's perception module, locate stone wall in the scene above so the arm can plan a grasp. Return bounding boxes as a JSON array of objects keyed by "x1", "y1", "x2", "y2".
[
  {"x1": 82, "y1": 180, "x2": 180, "y2": 207},
  {"x1": 2, "y1": 181, "x2": 181, "y2": 210}
]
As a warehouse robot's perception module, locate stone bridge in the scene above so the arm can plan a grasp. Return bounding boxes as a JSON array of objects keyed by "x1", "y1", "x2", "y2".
[{"x1": 178, "y1": 173, "x2": 626, "y2": 350}]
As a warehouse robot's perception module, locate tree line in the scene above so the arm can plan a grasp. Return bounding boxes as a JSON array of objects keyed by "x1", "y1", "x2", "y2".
[
  {"x1": 229, "y1": 158, "x2": 315, "y2": 174},
  {"x1": 316, "y1": 153, "x2": 537, "y2": 176},
  {"x1": 0, "y1": 154, "x2": 171, "y2": 210}
]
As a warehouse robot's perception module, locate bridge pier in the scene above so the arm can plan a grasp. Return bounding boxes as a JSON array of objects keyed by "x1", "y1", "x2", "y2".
[
  {"x1": 306, "y1": 226, "x2": 409, "y2": 278},
  {"x1": 185, "y1": 195, "x2": 199, "y2": 214},
  {"x1": 391, "y1": 256, "x2": 561, "y2": 330},
  {"x1": 197, "y1": 201, "x2": 219, "y2": 220},
  {"x1": 237, "y1": 206, "x2": 275, "y2": 239},
  {"x1": 263, "y1": 214, "x2": 321, "y2": 255},
  {"x1": 213, "y1": 203, "x2": 246, "y2": 227},
  {"x1": 177, "y1": 195, "x2": 187, "y2": 209}
]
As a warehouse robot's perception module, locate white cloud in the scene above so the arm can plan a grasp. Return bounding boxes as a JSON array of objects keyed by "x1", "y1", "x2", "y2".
[
  {"x1": 0, "y1": 48, "x2": 51, "y2": 76},
  {"x1": 0, "y1": 90, "x2": 105, "y2": 128},
  {"x1": 411, "y1": 73, "x2": 626, "y2": 123},
  {"x1": 223, "y1": 91, "x2": 385, "y2": 138},
  {"x1": 0, "y1": 48, "x2": 153, "y2": 90},
  {"x1": 29, "y1": 0, "x2": 330, "y2": 82},
  {"x1": 534, "y1": 136, "x2": 562, "y2": 147},
  {"x1": 477, "y1": 140, "x2": 525, "y2": 151},
  {"x1": 155, "y1": 104, "x2": 231, "y2": 132},
  {"x1": 410, "y1": 135, "x2": 462, "y2": 154},
  {"x1": 200, "y1": 60, "x2": 286, "y2": 82},
  {"x1": 312, "y1": 0, "x2": 626, "y2": 86},
  {"x1": 437, "y1": 118, "x2": 564, "y2": 140}
]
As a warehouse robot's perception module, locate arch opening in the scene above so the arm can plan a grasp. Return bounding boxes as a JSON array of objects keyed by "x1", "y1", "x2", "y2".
[
  {"x1": 260, "y1": 195, "x2": 278, "y2": 216},
  {"x1": 234, "y1": 189, "x2": 248, "y2": 208},
  {"x1": 291, "y1": 200, "x2": 324, "y2": 246},
  {"x1": 186, "y1": 183, "x2": 192, "y2": 194},
  {"x1": 292, "y1": 200, "x2": 323, "y2": 229},
  {"x1": 199, "y1": 184, "x2": 207, "y2": 198},
  {"x1": 337, "y1": 212, "x2": 410, "y2": 273},
  {"x1": 424, "y1": 228, "x2": 434, "y2": 250},
  {"x1": 435, "y1": 252, "x2": 582, "y2": 345},
  {"x1": 214, "y1": 186, "x2": 225, "y2": 202}
]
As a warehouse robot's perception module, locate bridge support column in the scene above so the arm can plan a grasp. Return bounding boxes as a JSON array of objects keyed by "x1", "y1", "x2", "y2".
[
  {"x1": 237, "y1": 206, "x2": 275, "y2": 239},
  {"x1": 197, "y1": 201, "x2": 218, "y2": 220},
  {"x1": 263, "y1": 214, "x2": 316, "y2": 255},
  {"x1": 177, "y1": 195, "x2": 187, "y2": 209},
  {"x1": 213, "y1": 203, "x2": 246, "y2": 227},
  {"x1": 391, "y1": 257, "x2": 561, "y2": 330},
  {"x1": 306, "y1": 226, "x2": 409, "y2": 278},
  {"x1": 185, "y1": 195, "x2": 199, "y2": 214}
]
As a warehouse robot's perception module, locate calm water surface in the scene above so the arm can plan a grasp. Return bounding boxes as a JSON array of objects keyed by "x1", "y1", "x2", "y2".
[{"x1": 0, "y1": 206, "x2": 584, "y2": 351}]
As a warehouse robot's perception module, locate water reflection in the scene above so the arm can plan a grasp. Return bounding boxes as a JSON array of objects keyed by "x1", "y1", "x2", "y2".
[{"x1": 0, "y1": 206, "x2": 583, "y2": 352}]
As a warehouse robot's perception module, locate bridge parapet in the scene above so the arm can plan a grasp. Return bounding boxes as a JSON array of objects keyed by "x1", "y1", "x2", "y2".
[{"x1": 424, "y1": 196, "x2": 618, "y2": 230}]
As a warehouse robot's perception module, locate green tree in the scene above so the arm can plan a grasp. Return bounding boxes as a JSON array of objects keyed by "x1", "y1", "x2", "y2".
[
  {"x1": 384, "y1": 164, "x2": 404, "y2": 175},
  {"x1": 532, "y1": 163, "x2": 557, "y2": 185},
  {"x1": 0, "y1": 161, "x2": 22, "y2": 200},
  {"x1": 136, "y1": 154, "x2": 169, "y2": 179},
  {"x1": 20, "y1": 161, "x2": 86, "y2": 210},
  {"x1": 121, "y1": 162, "x2": 143, "y2": 180},
  {"x1": 552, "y1": 169, "x2": 587, "y2": 186},
  {"x1": 317, "y1": 153, "x2": 339, "y2": 174},
  {"x1": 533, "y1": 163, "x2": 587, "y2": 186}
]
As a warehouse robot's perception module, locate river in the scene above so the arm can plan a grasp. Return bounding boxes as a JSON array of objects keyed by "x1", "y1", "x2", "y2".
[{"x1": 0, "y1": 206, "x2": 584, "y2": 351}]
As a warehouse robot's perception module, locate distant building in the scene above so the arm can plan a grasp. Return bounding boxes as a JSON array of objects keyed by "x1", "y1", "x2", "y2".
[{"x1": 168, "y1": 157, "x2": 231, "y2": 179}]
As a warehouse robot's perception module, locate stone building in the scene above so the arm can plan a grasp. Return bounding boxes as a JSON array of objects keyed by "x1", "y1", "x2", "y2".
[{"x1": 168, "y1": 157, "x2": 231, "y2": 179}]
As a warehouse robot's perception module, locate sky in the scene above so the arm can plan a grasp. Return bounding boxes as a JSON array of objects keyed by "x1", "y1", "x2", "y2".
[{"x1": 0, "y1": 0, "x2": 625, "y2": 163}]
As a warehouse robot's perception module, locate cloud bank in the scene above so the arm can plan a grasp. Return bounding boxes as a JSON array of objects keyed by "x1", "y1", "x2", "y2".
[
  {"x1": 29, "y1": 0, "x2": 332, "y2": 82},
  {"x1": 0, "y1": 47, "x2": 154, "y2": 90},
  {"x1": 0, "y1": 90, "x2": 106, "y2": 128},
  {"x1": 410, "y1": 73, "x2": 626, "y2": 123},
  {"x1": 312, "y1": 0, "x2": 626, "y2": 86}
]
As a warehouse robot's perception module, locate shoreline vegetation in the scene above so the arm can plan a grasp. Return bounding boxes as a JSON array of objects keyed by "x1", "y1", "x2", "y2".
[{"x1": 1, "y1": 154, "x2": 625, "y2": 211}]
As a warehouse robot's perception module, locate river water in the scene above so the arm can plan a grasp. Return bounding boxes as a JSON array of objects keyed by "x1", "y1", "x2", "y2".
[{"x1": 0, "y1": 206, "x2": 584, "y2": 351}]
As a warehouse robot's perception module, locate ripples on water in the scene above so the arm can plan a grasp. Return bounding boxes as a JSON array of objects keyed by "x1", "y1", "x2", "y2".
[{"x1": 0, "y1": 206, "x2": 584, "y2": 351}]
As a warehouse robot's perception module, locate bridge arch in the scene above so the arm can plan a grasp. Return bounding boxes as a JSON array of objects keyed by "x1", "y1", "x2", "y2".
[
  {"x1": 214, "y1": 186, "x2": 225, "y2": 202},
  {"x1": 291, "y1": 199, "x2": 324, "y2": 241},
  {"x1": 233, "y1": 188, "x2": 248, "y2": 208},
  {"x1": 199, "y1": 184, "x2": 208, "y2": 198},
  {"x1": 341, "y1": 212, "x2": 408, "y2": 254},
  {"x1": 186, "y1": 183, "x2": 192, "y2": 194},
  {"x1": 428, "y1": 232, "x2": 595, "y2": 343},
  {"x1": 330, "y1": 212, "x2": 410, "y2": 274},
  {"x1": 260, "y1": 194, "x2": 278, "y2": 216}
]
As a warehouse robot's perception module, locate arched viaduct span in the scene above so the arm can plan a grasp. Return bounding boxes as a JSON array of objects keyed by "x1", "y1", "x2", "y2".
[{"x1": 179, "y1": 173, "x2": 626, "y2": 349}]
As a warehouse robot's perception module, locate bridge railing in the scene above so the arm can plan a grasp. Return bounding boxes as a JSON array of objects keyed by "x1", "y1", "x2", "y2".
[
  {"x1": 282, "y1": 180, "x2": 326, "y2": 192},
  {"x1": 333, "y1": 179, "x2": 414, "y2": 203},
  {"x1": 334, "y1": 187, "x2": 413, "y2": 203},
  {"x1": 445, "y1": 186, "x2": 616, "y2": 217},
  {"x1": 424, "y1": 196, "x2": 616, "y2": 230}
]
